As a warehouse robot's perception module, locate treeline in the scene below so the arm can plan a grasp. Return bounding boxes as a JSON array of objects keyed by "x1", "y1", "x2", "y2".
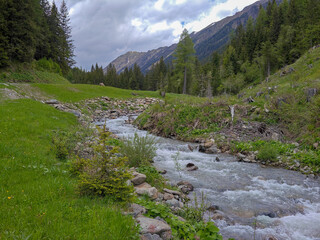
[
  {"x1": 0, "y1": 0, "x2": 74, "y2": 74},
  {"x1": 70, "y1": 0, "x2": 320, "y2": 96}
]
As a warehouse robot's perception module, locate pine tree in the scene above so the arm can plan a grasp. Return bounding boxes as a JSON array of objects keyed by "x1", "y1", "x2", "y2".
[
  {"x1": 173, "y1": 29, "x2": 195, "y2": 94},
  {"x1": 0, "y1": 0, "x2": 9, "y2": 67},
  {"x1": 35, "y1": 0, "x2": 51, "y2": 60},
  {"x1": 47, "y1": 2, "x2": 61, "y2": 64},
  {"x1": 6, "y1": 0, "x2": 38, "y2": 62},
  {"x1": 59, "y1": 0, "x2": 75, "y2": 73}
]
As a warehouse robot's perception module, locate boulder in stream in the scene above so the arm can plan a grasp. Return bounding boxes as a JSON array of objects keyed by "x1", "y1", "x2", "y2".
[{"x1": 186, "y1": 163, "x2": 198, "y2": 171}]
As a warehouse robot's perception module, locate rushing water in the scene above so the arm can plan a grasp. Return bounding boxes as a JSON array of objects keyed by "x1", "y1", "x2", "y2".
[{"x1": 99, "y1": 116, "x2": 320, "y2": 240}]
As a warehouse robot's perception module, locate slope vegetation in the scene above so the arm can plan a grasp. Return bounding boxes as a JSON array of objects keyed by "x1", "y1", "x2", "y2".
[{"x1": 136, "y1": 47, "x2": 320, "y2": 173}]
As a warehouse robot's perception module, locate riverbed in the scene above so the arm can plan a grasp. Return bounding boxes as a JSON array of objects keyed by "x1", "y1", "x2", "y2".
[{"x1": 99, "y1": 116, "x2": 320, "y2": 240}]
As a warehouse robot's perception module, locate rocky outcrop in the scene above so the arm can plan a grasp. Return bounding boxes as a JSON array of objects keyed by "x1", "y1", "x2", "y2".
[{"x1": 137, "y1": 216, "x2": 172, "y2": 240}]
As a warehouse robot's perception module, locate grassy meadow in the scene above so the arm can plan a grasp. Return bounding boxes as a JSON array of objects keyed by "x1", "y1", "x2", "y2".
[{"x1": 0, "y1": 99, "x2": 138, "y2": 239}]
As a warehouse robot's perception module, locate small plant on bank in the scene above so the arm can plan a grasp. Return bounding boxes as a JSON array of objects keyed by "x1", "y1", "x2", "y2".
[
  {"x1": 178, "y1": 192, "x2": 208, "y2": 224},
  {"x1": 135, "y1": 198, "x2": 224, "y2": 240},
  {"x1": 120, "y1": 133, "x2": 157, "y2": 167},
  {"x1": 257, "y1": 143, "x2": 278, "y2": 161},
  {"x1": 172, "y1": 152, "x2": 182, "y2": 179},
  {"x1": 72, "y1": 127, "x2": 134, "y2": 201},
  {"x1": 136, "y1": 165, "x2": 169, "y2": 191}
]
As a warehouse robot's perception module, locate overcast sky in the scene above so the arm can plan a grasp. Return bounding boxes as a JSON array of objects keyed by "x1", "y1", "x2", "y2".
[{"x1": 53, "y1": 0, "x2": 258, "y2": 70}]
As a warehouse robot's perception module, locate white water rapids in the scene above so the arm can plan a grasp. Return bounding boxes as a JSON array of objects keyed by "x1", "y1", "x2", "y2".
[{"x1": 99, "y1": 116, "x2": 320, "y2": 240}]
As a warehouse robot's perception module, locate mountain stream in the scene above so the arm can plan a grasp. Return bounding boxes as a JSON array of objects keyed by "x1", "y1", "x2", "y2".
[{"x1": 99, "y1": 116, "x2": 320, "y2": 240}]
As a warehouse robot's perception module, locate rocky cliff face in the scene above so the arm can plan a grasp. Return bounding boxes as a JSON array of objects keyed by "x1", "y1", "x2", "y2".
[{"x1": 106, "y1": 0, "x2": 275, "y2": 74}]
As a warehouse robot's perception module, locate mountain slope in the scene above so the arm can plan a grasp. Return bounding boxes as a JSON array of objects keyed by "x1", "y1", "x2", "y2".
[{"x1": 106, "y1": 0, "x2": 276, "y2": 74}]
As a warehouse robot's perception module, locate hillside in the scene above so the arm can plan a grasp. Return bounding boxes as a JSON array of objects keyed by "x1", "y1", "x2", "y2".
[
  {"x1": 106, "y1": 0, "x2": 278, "y2": 74},
  {"x1": 135, "y1": 46, "x2": 320, "y2": 173}
]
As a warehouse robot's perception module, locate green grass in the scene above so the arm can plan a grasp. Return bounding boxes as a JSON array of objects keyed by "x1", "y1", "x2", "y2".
[
  {"x1": 0, "y1": 99, "x2": 138, "y2": 239},
  {"x1": 34, "y1": 84, "x2": 161, "y2": 102},
  {"x1": 0, "y1": 69, "x2": 70, "y2": 84}
]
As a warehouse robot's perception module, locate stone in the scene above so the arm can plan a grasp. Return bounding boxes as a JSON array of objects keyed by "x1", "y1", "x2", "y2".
[
  {"x1": 306, "y1": 88, "x2": 318, "y2": 102},
  {"x1": 216, "y1": 157, "x2": 220, "y2": 162},
  {"x1": 160, "y1": 230, "x2": 172, "y2": 240},
  {"x1": 157, "y1": 168, "x2": 167, "y2": 175},
  {"x1": 163, "y1": 193, "x2": 174, "y2": 201},
  {"x1": 136, "y1": 216, "x2": 171, "y2": 236},
  {"x1": 271, "y1": 132, "x2": 281, "y2": 141},
  {"x1": 188, "y1": 144, "x2": 194, "y2": 151},
  {"x1": 211, "y1": 210, "x2": 226, "y2": 220},
  {"x1": 69, "y1": 110, "x2": 81, "y2": 117},
  {"x1": 186, "y1": 163, "x2": 196, "y2": 168},
  {"x1": 256, "y1": 91, "x2": 264, "y2": 97},
  {"x1": 313, "y1": 142, "x2": 319, "y2": 149},
  {"x1": 187, "y1": 165, "x2": 198, "y2": 171},
  {"x1": 129, "y1": 203, "x2": 146, "y2": 217},
  {"x1": 141, "y1": 233, "x2": 162, "y2": 240},
  {"x1": 166, "y1": 199, "x2": 184, "y2": 208},
  {"x1": 177, "y1": 181, "x2": 194, "y2": 194},
  {"x1": 207, "y1": 205, "x2": 219, "y2": 211},
  {"x1": 45, "y1": 99, "x2": 59, "y2": 104},
  {"x1": 237, "y1": 153, "x2": 246, "y2": 161},
  {"x1": 135, "y1": 183, "x2": 158, "y2": 199},
  {"x1": 293, "y1": 142, "x2": 300, "y2": 147},
  {"x1": 99, "y1": 83, "x2": 105, "y2": 86},
  {"x1": 245, "y1": 96, "x2": 255, "y2": 103},
  {"x1": 131, "y1": 172, "x2": 147, "y2": 186},
  {"x1": 204, "y1": 141, "x2": 214, "y2": 148},
  {"x1": 163, "y1": 188, "x2": 182, "y2": 197}
]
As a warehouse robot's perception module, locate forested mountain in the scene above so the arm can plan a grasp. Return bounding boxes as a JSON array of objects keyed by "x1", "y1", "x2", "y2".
[
  {"x1": 107, "y1": 0, "x2": 279, "y2": 74},
  {"x1": 0, "y1": 0, "x2": 74, "y2": 75},
  {"x1": 72, "y1": 0, "x2": 320, "y2": 97}
]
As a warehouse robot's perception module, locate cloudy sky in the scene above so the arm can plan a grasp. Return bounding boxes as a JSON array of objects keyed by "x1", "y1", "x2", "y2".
[{"x1": 55, "y1": 0, "x2": 258, "y2": 69}]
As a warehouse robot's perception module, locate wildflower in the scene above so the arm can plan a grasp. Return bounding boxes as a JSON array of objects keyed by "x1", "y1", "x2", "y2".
[{"x1": 8, "y1": 196, "x2": 12, "y2": 200}]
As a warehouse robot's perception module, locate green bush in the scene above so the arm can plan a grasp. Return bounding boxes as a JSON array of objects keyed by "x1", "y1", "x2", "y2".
[
  {"x1": 73, "y1": 129, "x2": 134, "y2": 201},
  {"x1": 120, "y1": 133, "x2": 157, "y2": 167},
  {"x1": 257, "y1": 144, "x2": 278, "y2": 161},
  {"x1": 34, "y1": 58, "x2": 62, "y2": 75}
]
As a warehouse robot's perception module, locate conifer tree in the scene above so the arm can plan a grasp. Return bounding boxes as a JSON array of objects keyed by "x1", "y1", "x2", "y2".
[
  {"x1": 59, "y1": 0, "x2": 75, "y2": 73},
  {"x1": 173, "y1": 29, "x2": 195, "y2": 94}
]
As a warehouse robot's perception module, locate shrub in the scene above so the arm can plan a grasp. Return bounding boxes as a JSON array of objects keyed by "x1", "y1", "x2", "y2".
[
  {"x1": 74, "y1": 129, "x2": 133, "y2": 201},
  {"x1": 120, "y1": 133, "x2": 157, "y2": 167},
  {"x1": 35, "y1": 58, "x2": 62, "y2": 75},
  {"x1": 257, "y1": 143, "x2": 278, "y2": 161}
]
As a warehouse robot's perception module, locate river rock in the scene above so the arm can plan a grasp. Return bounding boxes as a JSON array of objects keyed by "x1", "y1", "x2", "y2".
[
  {"x1": 135, "y1": 183, "x2": 158, "y2": 199},
  {"x1": 131, "y1": 172, "x2": 147, "y2": 186},
  {"x1": 186, "y1": 163, "x2": 198, "y2": 171},
  {"x1": 163, "y1": 193, "x2": 174, "y2": 201},
  {"x1": 141, "y1": 233, "x2": 162, "y2": 240},
  {"x1": 163, "y1": 188, "x2": 182, "y2": 197},
  {"x1": 211, "y1": 210, "x2": 226, "y2": 220},
  {"x1": 207, "y1": 205, "x2": 219, "y2": 212},
  {"x1": 177, "y1": 181, "x2": 194, "y2": 194},
  {"x1": 129, "y1": 203, "x2": 147, "y2": 218},
  {"x1": 166, "y1": 198, "x2": 184, "y2": 208},
  {"x1": 136, "y1": 216, "x2": 172, "y2": 239},
  {"x1": 45, "y1": 99, "x2": 59, "y2": 105}
]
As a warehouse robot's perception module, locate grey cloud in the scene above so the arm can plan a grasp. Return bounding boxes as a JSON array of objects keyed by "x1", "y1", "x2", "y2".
[{"x1": 66, "y1": 0, "x2": 226, "y2": 69}]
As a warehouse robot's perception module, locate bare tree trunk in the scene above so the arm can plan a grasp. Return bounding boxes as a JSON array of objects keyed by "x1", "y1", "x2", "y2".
[
  {"x1": 183, "y1": 66, "x2": 187, "y2": 94},
  {"x1": 267, "y1": 61, "x2": 271, "y2": 77}
]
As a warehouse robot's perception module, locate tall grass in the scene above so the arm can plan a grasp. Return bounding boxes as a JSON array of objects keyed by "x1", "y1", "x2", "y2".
[
  {"x1": 121, "y1": 133, "x2": 157, "y2": 167},
  {"x1": 0, "y1": 99, "x2": 138, "y2": 239}
]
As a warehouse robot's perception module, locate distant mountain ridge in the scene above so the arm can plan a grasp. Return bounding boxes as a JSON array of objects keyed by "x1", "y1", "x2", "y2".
[{"x1": 105, "y1": 0, "x2": 276, "y2": 74}]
